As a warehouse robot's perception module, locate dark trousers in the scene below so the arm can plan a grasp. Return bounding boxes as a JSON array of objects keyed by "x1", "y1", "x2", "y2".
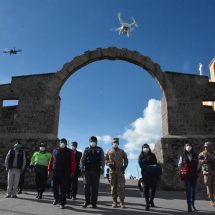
[
  {"x1": 68, "y1": 174, "x2": 79, "y2": 198},
  {"x1": 18, "y1": 169, "x2": 26, "y2": 192},
  {"x1": 144, "y1": 183, "x2": 156, "y2": 203},
  {"x1": 52, "y1": 171, "x2": 70, "y2": 206},
  {"x1": 35, "y1": 165, "x2": 48, "y2": 194},
  {"x1": 84, "y1": 171, "x2": 100, "y2": 205},
  {"x1": 185, "y1": 180, "x2": 196, "y2": 206}
]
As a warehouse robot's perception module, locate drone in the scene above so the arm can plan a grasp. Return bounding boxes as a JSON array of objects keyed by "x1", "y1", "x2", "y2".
[
  {"x1": 113, "y1": 12, "x2": 138, "y2": 37},
  {"x1": 3, "y1": 48, "x2": 22, "y2": 55}
]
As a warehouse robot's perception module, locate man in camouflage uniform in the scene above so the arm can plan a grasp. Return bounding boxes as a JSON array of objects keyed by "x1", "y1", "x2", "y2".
[
  {"x1": 199, "y1": 142, "x2": 215, "y2": 207},
  {"x1": 105, "y1": 138, "x2": 128, "y2": 208}
]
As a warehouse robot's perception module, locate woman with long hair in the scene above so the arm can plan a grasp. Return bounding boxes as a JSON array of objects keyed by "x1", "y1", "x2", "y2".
[
  {"x1": 178, "y1": 143, "x2": 199, "y2": 212},
  {"x1": 138, "y1": 143, "x2": 158, "y2": 211}
]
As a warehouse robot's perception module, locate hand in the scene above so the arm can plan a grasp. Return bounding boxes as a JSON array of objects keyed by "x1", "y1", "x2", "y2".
[
  {"x1": 81, "y1": 170, "x2": 85, "y2": 177},
  {"x1": 109, "y1": 164, "x2": 115, "y2": 170},
  {"x1": 121, "y1": 166, "x2": 126, "y2": 174},
  {"x1": 6, "y1": 168, "x2": 8, "y2": 172},
  {"x1": 48, "y1": 172, "x2": 51, "y2": 177}
]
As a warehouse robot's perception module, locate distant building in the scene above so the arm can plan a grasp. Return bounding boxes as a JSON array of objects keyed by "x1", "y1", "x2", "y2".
[{"x1": 203, "y1": 57, "x2": 215, "y2": 110}]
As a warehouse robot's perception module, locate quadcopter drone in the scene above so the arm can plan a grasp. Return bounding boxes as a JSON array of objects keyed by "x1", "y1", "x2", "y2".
[
  {"x1": 3, "y1": 48, "x2": 22, "y2": 55},
  {"x1": 113, "y1": 12, "x2": 138, "y2": 37}
]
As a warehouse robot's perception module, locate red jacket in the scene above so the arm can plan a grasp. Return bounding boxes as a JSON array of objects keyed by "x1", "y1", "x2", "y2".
[{"x1": 180, "y1": 153, "x2": 198, "y2": 181}]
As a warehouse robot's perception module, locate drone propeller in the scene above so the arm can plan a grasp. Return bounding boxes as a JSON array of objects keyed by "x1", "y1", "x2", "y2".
[
  {"x1": 118, "y1": 12, "x2": 124, "y2": 25},
  {"x1": 131, "y1": 17, "x2": 138, "y2": 28}
]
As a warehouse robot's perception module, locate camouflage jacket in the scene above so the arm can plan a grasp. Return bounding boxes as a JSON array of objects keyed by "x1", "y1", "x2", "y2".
[
  {"x1": 198, "y1": 151, "x2": 215, "y2": 175},
  {"x1": 105, "y1": 147, "x2": 128, "y2": 173}
]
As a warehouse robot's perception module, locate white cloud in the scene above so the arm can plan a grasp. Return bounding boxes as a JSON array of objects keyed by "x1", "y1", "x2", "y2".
[
  {"x1": 97, "y1": 135, "x2": 112, "y2": 144},
  {"x1": 122, "y1": 99, "x2": 162, "y2": 159}
]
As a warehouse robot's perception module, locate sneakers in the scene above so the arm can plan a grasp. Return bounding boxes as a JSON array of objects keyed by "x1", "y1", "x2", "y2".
[
  {"x1": 72, "y1": 196, "x2": 77, "y2": 200},
  {"x1": 5, "y1": 195, "x2": 11, "y2": 198},
  {"x1": 11, "y1": 195, "x2": 18, "y2": 198}
]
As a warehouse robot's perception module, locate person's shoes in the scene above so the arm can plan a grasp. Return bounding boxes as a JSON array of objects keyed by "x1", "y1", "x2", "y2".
[
  {"x1": 72, "y1": 196, "x2": 77, "y2": 200},
  {"x1": 82, "y1": 202, "x2": 89, "y2": 208},
  {"x1": 112, "y1": 202, "x2": 117, "y2": 208},
  {"x1": 5, "y1": 194, "x2": 11, "y2": 198},
  {"x1": 150, "y1": 200, "x2": 155, "y2": 207},
  {"x1": 92, "y1": 204, "x2": 97, "y2": 209},
  {"x1": 11, "y1": 195, "x2": 18, "y2": 198},
  {"x1": 120, "y1": 202, "x2": 126, "y2": 208},
  {"x1": 192, "y1": 204, "x2": 197, "y2": 211},
  {"x1": 67, "y1": 194, "x2": 71, "y2": 199},
  {"x1": 145, "y1": 203, "x2": 150, "y2": 211},
  {"x1": 38, "y1": 194, "x2": 42, "y2": 199},
  {"x1": 17, "y1": 189, "x2": 22, "y2": 194},
  {"x1": 188, "y1": 205, "x2": 192, "y2": 212},
  {"x1": 53, "y1": 199, "x2": 58, "y2": 205},
  {"x1": 60, "y1": 205, "x2": 65, "y2": 209}
]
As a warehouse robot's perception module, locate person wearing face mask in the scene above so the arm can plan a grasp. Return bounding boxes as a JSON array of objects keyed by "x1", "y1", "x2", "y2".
[
  {"x1": 105, "y1": 138, "x2": 128, "y2": 208},
  {"x1": 138, "y1": 143, "x2": 158, "y2": 211},
  {"x1": 198, "y1": 142, "x2": 215, "y2": 207},
  {"x1": 67, "y1": 141, "x2": 82, "y2": 200},
  {"x1": 48, "y1": 138, "x2": 76, "y2": 209},
  {"x1": 80, "y1": 136, "x2": 105, "y2": 209},
  {"x1": 178, "y1": 143, "x2": 199, "y2": 212},
  {"x1": 5, "y1": 141, "x2": 26, "y2": 198},
  {"x1": 30, "y1": 142, "x2": 51, "y2": 199}
]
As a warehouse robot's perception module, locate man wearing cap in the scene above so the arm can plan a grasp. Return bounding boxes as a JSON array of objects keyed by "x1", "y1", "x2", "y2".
[
  {"x1": 48, "y1": 138, "x2": 76, "y2": 209},
  {"x1": 67, "y1": 141, "x2": 82, "y2": 200},
  {"x1": 5, "y1": 141, "x2": 26, "y2": 198},
  {"x1": 105, "y1": 138, "x2": 128, "y2": 208},
  {"x1": 30, "y1": 142, "x2": 51, "y2": 199},
  {"x1": 199, "y1": 142, "x2": 215, "y2": 207},
  {"x1": 80, "y1": 136, "x2": 104, "y2": 208}
]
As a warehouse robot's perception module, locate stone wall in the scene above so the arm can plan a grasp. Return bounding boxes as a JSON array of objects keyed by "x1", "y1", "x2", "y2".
[{"x1": 0, "y1": 47, "x2": 215, "y2": 190}]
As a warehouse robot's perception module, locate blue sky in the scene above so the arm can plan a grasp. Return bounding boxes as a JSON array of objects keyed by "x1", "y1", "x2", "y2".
[{"x1": 1, "y1": 0, "x2": 215, "y2": 178}]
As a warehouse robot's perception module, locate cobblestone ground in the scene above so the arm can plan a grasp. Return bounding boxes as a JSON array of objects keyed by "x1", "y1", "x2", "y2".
[{"x1": 0, "y1": 180, "x2": 214, "y2": 215}]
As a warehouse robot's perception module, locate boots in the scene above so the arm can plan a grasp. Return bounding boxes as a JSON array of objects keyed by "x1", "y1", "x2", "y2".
[
  {"x1": 145, "y1": 199, "x2": 150, "y2": 211},
  {"x1": 112, "y1": 198, "x2": 117, "y2": 208},
  {"x1": 188, "y1": 204, "x2": 192, "y2": 212},
  {"x1": 149, "y1": 199, "x2": 155, "y2": 207},
  {"x1": 120, "y1": 199, "x2": 126, "y2": 208}
]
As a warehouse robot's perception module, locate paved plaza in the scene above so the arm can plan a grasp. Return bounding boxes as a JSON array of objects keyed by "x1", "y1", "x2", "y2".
[{"x1": 0, "y1": 180, "x2": 214, "y2": 215}]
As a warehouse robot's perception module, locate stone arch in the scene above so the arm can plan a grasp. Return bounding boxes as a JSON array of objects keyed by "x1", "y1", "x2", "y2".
[{"x1": 53, "y1": 47, "x2": 165, "y2": 95}]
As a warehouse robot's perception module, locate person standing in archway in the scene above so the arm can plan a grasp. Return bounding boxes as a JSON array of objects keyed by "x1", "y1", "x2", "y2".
[
  {"x1": 178, "y1": 143, "x2": 199, "y2": 212},
  {"x1": 105, "y1": 138, "x2": 128, "y2": 208},
  {"x1": 80, "y1": 136, "x2": 104, "y2": 209},
  {"x1": 199, "y1": 142, "x2": 215, "y2": 207}
]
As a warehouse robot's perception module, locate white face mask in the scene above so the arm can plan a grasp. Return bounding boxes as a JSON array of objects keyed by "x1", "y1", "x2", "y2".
[
  {"x1": 143, "y1": 148, "x2": 149, "y2": 153},
  {"x1": 112, "y1": 143, "x2": 119, "y2": 149},
  {"x1": 186, "y1": 146, "x2": 192, "y2": 152},
  {"x1": 90, "y1": 142, "x2": 96, "y2": 147},
  {"x1": 71, "y1": 146, "x2": 76, "y2": 150},
  {"x1": 40, "y1": 147, "x2": 45, "y2": 151},
  {"x1": 60, "y1": 143, "x2": 66, "y2": 148}
]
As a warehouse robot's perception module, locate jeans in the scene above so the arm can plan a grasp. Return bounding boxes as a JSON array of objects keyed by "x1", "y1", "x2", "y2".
[{"x1": 185, "y1": 180, "x2": 196, "y2": 206}]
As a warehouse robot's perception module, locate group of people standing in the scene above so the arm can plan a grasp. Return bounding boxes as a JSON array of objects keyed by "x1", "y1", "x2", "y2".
[{"x1": 4, "y1": 137, "x2": 215, "y2": 212}]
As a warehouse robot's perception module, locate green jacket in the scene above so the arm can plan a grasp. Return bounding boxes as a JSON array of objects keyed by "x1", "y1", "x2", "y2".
[{"x1": 30, "y1": 151, "x2": 51, "y2": 167}]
